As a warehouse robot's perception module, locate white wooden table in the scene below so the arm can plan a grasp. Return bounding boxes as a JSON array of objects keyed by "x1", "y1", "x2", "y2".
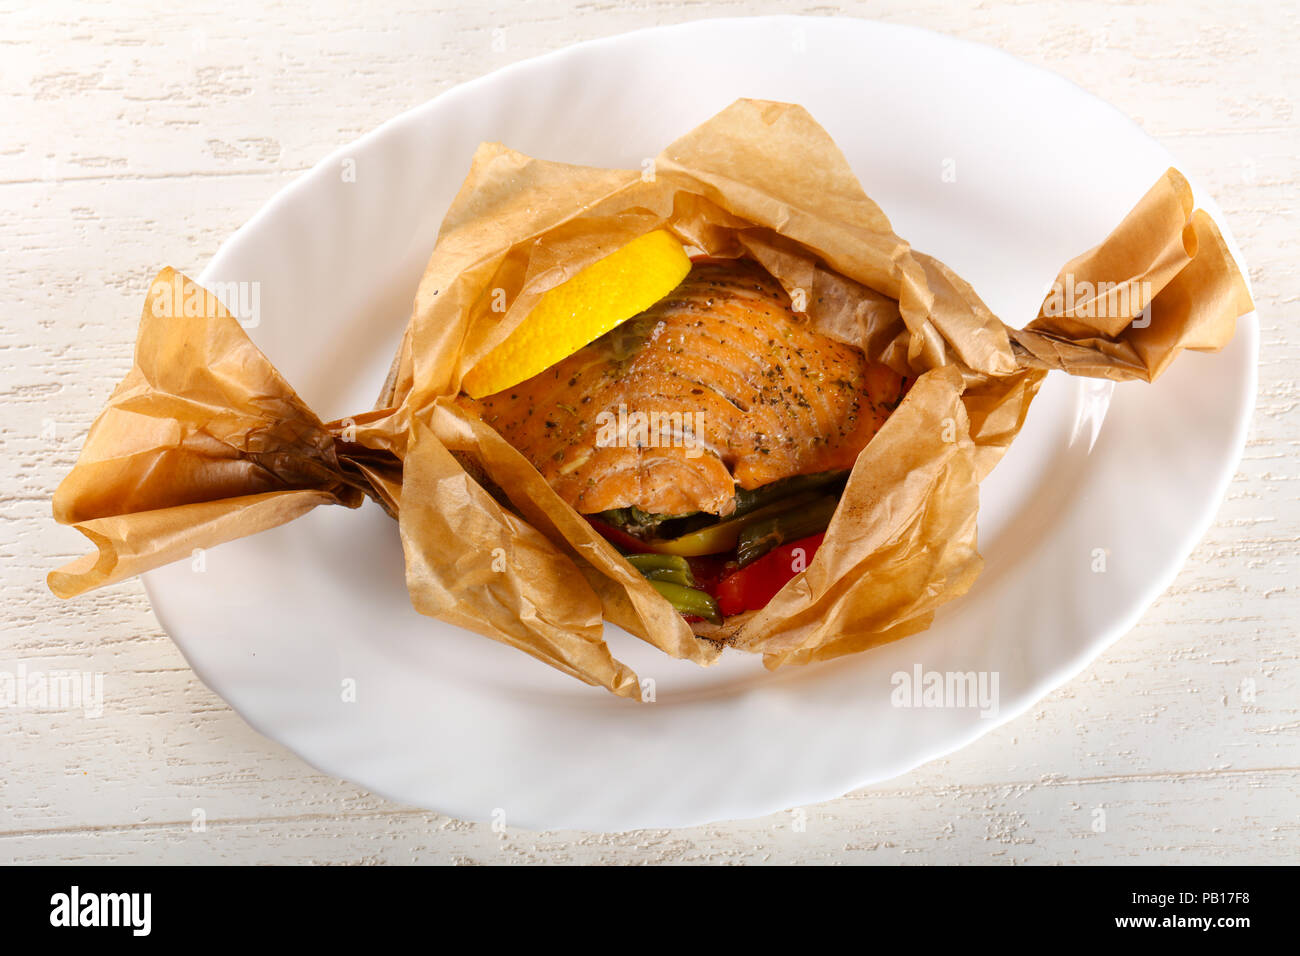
[{"x1": 3, "y1": 0, "x2": 1296, "y2": 864}]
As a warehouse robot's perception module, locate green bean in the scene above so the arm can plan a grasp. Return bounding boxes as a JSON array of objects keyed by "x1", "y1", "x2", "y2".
[
  {"x1": 735, "y1": 494, "x2": 840, "y2": 567},
  {"x1": 601, "y1": 506, "x2": 697, "y2": 532},
  {"x1": 640, "y1": 567, "x2": 695, "y2": 587},
  {"x1": 626, "y1": 553, "x2": 694, "y2": 577},
  {"x1": 649, "y1": 580, "x2": 722, "y2": 625},
  {"x1": 730, "y1": 470, "x2": 848, "y2": 518},
  {"x1": 613, "y1": 473, "x2": 849, "y2": 557},
  {"x1": 626, "y1": 553, "x2": 695, "y2": 588},
  {"x1": 645, "y1": 490, "x2": 823, "y2": 556}
]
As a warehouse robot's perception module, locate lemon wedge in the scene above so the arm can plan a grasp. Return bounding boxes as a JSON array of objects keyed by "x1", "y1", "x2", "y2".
[{"x1": 461, "y1": 229, "x2": 691, "y2": 399}]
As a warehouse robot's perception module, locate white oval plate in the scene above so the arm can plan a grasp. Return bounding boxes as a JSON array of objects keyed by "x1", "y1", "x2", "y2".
[{"x1": 143, "y1": 16, "x2": 1256, "y2": 830}]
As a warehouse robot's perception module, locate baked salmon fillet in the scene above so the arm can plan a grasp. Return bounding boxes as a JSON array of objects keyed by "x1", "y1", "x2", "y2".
[{"x1": 461, "y1": 258, "x2": 905, "y2": 517}]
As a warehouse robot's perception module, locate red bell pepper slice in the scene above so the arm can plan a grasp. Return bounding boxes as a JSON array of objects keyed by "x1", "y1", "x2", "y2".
[{"x1": 716, "y1": 532, "x2": 825, "y2": 617}]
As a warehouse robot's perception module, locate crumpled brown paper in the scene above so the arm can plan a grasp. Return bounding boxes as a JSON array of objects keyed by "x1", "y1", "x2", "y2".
[{"x1": 49, "y1": 99, "x2": 1253, "y2": 698}]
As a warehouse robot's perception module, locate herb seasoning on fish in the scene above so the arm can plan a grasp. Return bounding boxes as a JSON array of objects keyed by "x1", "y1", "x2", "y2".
[{"x1": 460, "y1": 258, "x2": 905, "y2": 521}]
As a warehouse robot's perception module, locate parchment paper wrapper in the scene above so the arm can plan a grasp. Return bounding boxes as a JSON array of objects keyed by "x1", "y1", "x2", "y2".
[{"x1": 50, "y1": 99, "x2": 1253, "y2": 698}]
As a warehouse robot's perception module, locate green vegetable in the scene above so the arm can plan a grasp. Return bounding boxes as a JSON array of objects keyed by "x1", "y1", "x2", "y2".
[
  {"x1": 649, "y1": 580, "x2": 722, "y2": 625},
  {"x1": 626, "y1": 553, "x2": 696, "y2": 588},
  {"x1": 730, "y1": 470, "x2": 847, "y2": 518},
  {"x1": 641, "y1": 490, "x2": 824, "y2": 556},
  {"x1": 599, "y1": 472, "x2": 848, "y2": 558},
  {"x1": 735, "y1": 494, "x2": 840, "y2": 567},
  {"x1": 641, "y1": 568, "x2": 694, "y2": 586},
  {"x1": 599, "y1": 505, "x2": 698, "y2": 535}
]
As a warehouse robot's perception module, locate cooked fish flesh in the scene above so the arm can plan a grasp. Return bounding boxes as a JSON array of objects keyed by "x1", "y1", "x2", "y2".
[{"x1": 461, "y1": 258, "x2": 905, "y2": 517}]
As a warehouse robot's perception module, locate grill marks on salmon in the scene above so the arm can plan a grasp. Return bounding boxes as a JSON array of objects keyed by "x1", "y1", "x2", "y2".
[{"x1": 462, "y1": 258, "x2": 905, "y2": 517}]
